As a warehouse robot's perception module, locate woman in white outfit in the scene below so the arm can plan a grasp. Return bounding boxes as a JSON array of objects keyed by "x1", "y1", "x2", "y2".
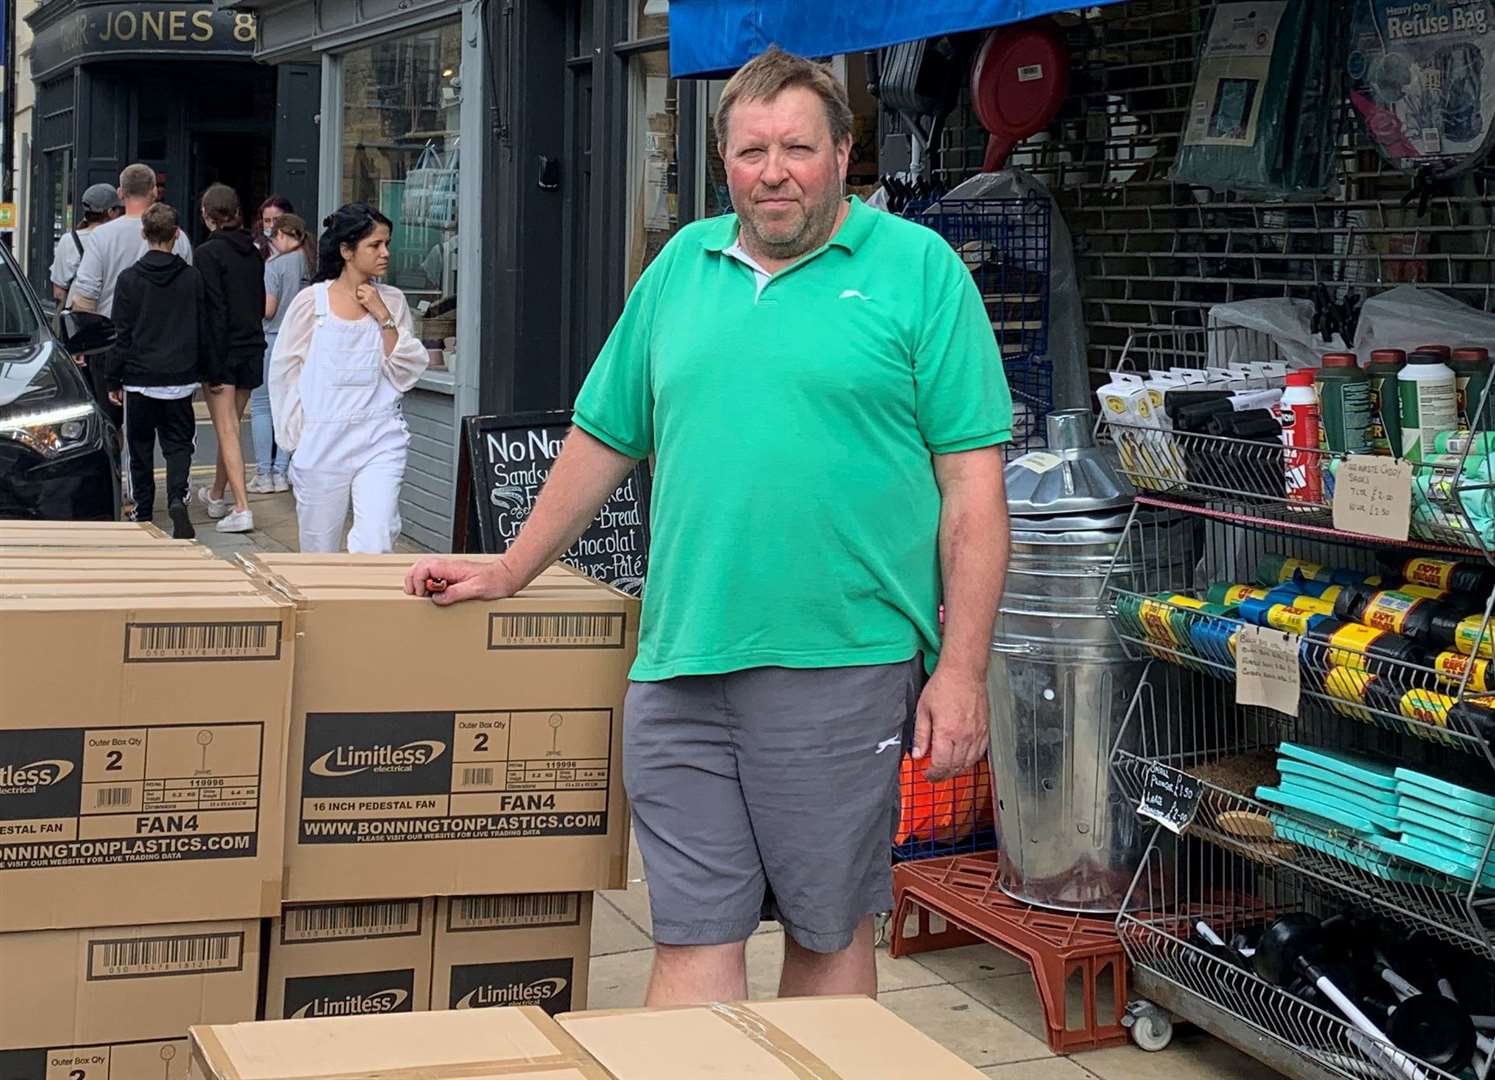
[{"x1": 268, "y1": 203, "x2": 429, "y2": 552}]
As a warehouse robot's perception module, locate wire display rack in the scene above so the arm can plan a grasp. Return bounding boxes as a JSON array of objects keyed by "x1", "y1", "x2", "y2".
[
  {"x1": 916, "y1": 195, "x2": 1052, "y2": 457},
  {"x1": 1097, "y1": 325, "x2": 1495, "y2": 561},
  {"x1": 1102, "y1": 476, "x2": 1495, "y2": 1074}
]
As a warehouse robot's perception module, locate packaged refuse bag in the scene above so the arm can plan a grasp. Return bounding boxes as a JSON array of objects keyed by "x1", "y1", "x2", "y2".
[
  {"x1": 1173, "y1": 0, "x2": 1345, "y2": 196},
  {"x1": 1348, "y1": 0, "x2": 1495, "y2": 179}
]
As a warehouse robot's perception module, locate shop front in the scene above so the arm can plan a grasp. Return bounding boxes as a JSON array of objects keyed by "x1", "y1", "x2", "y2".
[
  {"x1": 24, "y1": 0, "x2": 319, "y2": 295},
  {"x1": 234, "y1": 0, "x2": 890, "y2": 550}
]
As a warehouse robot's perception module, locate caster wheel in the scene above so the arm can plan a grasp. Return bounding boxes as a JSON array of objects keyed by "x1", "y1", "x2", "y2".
[{"x1": 1130, "y1": 1012, "x2": 1173, "y2": 1052}]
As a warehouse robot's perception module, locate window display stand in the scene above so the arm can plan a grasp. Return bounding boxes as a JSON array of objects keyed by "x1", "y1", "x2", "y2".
[{"x1": 1098, "y1": 326, "x2": 1495, "y2": 1080}]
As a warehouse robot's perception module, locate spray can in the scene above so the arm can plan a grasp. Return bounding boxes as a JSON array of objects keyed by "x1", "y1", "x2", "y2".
[
  {"x1": 1452, "y1": 346, "x2": 1493, "y2": 431},
  {"x1": 1282, "y1": 370, "x2": 1323, "y2": 501},
  {"x1": 1316, "y1": 353, "x2": 1372, "y2": 455},
  {"x1": 1366, "y1": 349, "x2": 1406, "y2": 456},
  {"x1": 1399, "y1": 350, "x2": 1459, "y2": 463}
]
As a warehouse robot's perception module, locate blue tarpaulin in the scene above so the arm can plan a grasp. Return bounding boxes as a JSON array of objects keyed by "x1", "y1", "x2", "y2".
[{"x1": 668, "y1": 1, "x2": 1123, "y2": 77}]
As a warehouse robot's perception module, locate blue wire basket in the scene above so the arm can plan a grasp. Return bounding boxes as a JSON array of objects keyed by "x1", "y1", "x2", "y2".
[
  {"x1": 892, "y1": 758, "x2": 999, "y2": 864},
  {"x1": 909, "y1": 194, "x2": 1054, "y2": 458}
]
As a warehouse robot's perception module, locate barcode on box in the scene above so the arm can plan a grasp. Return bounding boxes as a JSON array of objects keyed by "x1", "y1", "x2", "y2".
[
  {"x1": 87, "y1": 931, "x2": 243, "y2": 979},
  {"x1": 462, "y1": 767, "x2": 495, "y2": 786},
  {"x1": 448, "y1": 893, "x2": 581, "y2": 931},
  {"x1": 488, "y1": 612, "x2": 624, "y2": 649},
  {"x1": 94, "y1": 787, "x2": 134, "y2": 808},
  {"x1": 125, "y1": 621, "x2": 282, "y2": 662},
  {"x1": 282, "y1": 900, "x2": 423, "y2": 943}
]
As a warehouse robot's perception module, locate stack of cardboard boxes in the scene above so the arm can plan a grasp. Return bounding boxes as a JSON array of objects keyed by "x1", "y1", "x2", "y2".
[
  {"x1": 0, "y1": 529, "x2": 636, "y2": 1078},
  {"x1": 246, "y1": 553, "x2": 631, "y2": 1019},
  {"x1": 0, "y1": 522, "x2": 293, "y2": 1080}
]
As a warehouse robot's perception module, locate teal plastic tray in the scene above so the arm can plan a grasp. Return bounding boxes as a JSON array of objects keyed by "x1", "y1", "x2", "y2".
[
  {"x1": 1393, "y1": 782, "x2": 1495, "y2": 827},
  {"x1": 1278, "y1": 777, "x2": 1401, "y2": 832},
  {"x1": 1401, "y1": 820, "x2": 1492, "y2": 861},
  {"x1": 1272, "y1": 814, "x2": 1445, "y2": 886},
  {"x1": 1278, "y1": 760, "x2": 1399, "y2": 807},
  {"x1": 1393, "y1": 767, "x2": 1495, "y2": 811},
  {"x1": 1398, "y1": 799, "x2": 1495, "y2": 847},
  {"x1": 1256, "y1": 785, "x2": 1391, "y2": 837},
  {"x1": 1370, "y1": 834, "x2": 1495, "y2": 890},
  {"x1": 1277, "y1": 744, "x2": 1398, "y2": 791}
]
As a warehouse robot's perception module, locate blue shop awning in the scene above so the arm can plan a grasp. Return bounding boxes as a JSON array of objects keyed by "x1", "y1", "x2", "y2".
[{"x1": 668, "y1": 1, "x2": 1123, "y2": 77}]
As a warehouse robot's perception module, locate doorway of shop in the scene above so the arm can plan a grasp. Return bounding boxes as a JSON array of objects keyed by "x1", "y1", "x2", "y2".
[{"x1": 186, "y1": 131, "x2": 271, "y2": 245}]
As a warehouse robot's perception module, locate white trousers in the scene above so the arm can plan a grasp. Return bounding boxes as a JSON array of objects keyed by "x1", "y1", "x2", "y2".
[{"x1": 290, "y1": 426, "x2": 407, "y2": 554}]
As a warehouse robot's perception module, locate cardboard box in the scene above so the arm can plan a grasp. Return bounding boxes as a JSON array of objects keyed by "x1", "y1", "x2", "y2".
[
  {"x1": 0, "y1": 521, "x2": 168, "y2": 537},
  {"x1": 0, "y1": 567, "x2": 248, "y2": 584},
  {"x1": 0, "y1": 919, "x2": 259, "y2": 1080},
  {"x1": 560, "y1": 996, "x2": 988, "y2": 1078},
  {"x1": 0, "y1": 546, "x2": 217, "y2": 561},
  {"x1": 189, "y1": 1008, "x2": 612, "y2": 1080},
  {"x1": 433, "y1": 893, "x2": 592, "y2": 1014},
  {"x1": 0, "y1": 533, "x2": 191, "y2": 548},
  {"x1": 249, "y1": 557, "x2": 636, "y2": 902},
  {"x1": 0, "y1": 583, "x2": 294, "y2": 931},
  {"x1": 266, "y1": 898, "x2": 434, "y2": 1019}
]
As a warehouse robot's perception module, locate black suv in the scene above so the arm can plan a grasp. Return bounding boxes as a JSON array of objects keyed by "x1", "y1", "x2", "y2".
[{"x1": 0, "y1": 242, "x2": 118, "y2": 520}]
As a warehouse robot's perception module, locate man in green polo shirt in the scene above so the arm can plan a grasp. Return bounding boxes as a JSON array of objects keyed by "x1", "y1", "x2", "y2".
[{"x1": 408, "y1": 46, "x2": 1012, "y2": 1005}]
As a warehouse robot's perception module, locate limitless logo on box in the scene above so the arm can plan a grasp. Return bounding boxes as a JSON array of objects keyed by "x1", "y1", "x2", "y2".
[
  {"x1": 0, "y1": 730, "x2": 82, "y2": 819},
  {"x1": 302, "y1": 714, "x2": 452, "y2": 798},
  {"x1": 282, "y1": 969, "x2": 416, "y2": 1019},
  {"x1": 449, "y1": 958, "x2": 573, "y2": 1014},
  {"x1": 308, "y1": 740, "x2": 446, "y2": 778}
]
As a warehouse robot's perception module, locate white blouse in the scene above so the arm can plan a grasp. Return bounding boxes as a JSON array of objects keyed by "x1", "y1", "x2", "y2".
[{"x1": 268, "y1": 283, "x2": 430, "y2": 451}]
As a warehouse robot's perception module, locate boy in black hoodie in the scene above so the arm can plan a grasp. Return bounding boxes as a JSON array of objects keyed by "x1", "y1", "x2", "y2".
[{"x1": 107, "y1": 202, "x2": 205, "y2": 539}]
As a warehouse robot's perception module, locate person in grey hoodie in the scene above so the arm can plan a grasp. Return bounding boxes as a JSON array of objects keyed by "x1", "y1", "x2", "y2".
[{"x1": 194, "y1": 183, "x2": 267, "y2": 534}]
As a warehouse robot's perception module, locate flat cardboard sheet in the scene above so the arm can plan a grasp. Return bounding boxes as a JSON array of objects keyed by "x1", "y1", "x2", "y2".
[
  {"x1": 190, "y1": 1008, "x2": 610, "y2": 1080},
  {"x1": 560, "y1": 996, "x2": 988, "y2": 1079}
]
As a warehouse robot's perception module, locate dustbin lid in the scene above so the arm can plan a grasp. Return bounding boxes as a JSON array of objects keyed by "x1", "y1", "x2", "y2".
[{"x1": 1005, "y1": 409, "x2": 1136, "y2": 517}]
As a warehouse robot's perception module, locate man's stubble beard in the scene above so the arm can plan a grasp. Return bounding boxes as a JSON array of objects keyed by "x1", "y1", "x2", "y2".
[{"x1": 739, "y1": 185, "x2": 844, "y2": 263}]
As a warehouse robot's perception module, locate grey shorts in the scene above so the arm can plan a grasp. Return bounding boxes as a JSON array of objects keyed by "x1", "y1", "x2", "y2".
[{"x1": 623, "y1": 657, "x2": 922, "y2": 954}]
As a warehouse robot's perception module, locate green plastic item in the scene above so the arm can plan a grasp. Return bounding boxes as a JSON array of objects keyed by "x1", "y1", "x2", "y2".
[
  {"x1": 1372, "y1": 834, "x2": 1495, "y2": 890},
  {"x1": 1277, "y1": 743, "x2": 1398, "y2": 791},
  {"x1": 1278, "y1": 760, "x2": 1399, "y2": 806},
  {"x1": 1397, "y1": 798, "x2": 1495, "y2": 847},
  {"x1": 1256, "y1": 785, "x2": 1390, "y2": 836},
  {"x1": 1401, "y1": 821, "x2": 1492, "y2": 862},
  {"x1": 1272, "y1": 813, "x2": 1444, "y2": 885},
  {"x1": 1394, "y1": 782, "x2": 1495, "y2": 827},
  {"x1": 1278, "y1": 777, "x2": 1401, "y2": 831},
  {"x1": 1393, "y1": 767, "x2": 1495, "y2": 811}
]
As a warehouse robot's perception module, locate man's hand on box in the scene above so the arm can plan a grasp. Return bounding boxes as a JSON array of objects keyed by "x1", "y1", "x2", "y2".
[
  {"x1": 911, "y1": 666, "x2": 991, "y2": 782},
  {"x1": 404, "y1": 557, "x2": 519, "y2": 606}
]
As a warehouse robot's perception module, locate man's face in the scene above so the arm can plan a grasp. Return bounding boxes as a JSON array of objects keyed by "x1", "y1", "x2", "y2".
[{"x1": 722, "y1": 86, "x2": 850, "y2": 261}]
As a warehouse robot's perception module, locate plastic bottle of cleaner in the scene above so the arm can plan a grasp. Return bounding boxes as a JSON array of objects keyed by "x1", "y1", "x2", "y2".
[
  {"x1": 1452, "y1": 346, "x2": 1493, "y2": 430},
  {"x1": 1282, "y1": 369, "x2": 1323, "y2": 502},
  {"x1": 1366, "y1": 349, "x2": 1406, "y2": 456},
  {"x1": 1399, "y1": 350, "x2": 1459, "y2": 462},
  {"x1": 1315, "y1": 352, "x2": 1371, "y2": 454}
]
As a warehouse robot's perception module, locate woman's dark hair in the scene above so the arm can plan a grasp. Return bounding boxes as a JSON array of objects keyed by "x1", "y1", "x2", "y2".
[
  {"x1": 315, "y1": 202, "x2": 393, "y2": 282},
  {"x1": 273, "y1": 213, "x2": 319, "y2": 280},
  {"x1": 200, "y1": 183, "x2": 243, "y2": 230},
  {"x1": 258, "y1": 194, "x2": 294, "y2": 219}
]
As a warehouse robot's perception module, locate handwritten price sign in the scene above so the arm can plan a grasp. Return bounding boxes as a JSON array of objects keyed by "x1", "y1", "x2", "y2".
[
  {"x1": 1333, "y1": 454, "x2": 1412, "y2": 541},
  {"x1": 1236, "y1": 625, "x2": 1301, "y2": 717}
]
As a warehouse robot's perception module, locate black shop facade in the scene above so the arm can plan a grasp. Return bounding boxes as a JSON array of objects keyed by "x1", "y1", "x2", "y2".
[{"x1": 24, "y1": 0, "x2": 320, "y2": 296}]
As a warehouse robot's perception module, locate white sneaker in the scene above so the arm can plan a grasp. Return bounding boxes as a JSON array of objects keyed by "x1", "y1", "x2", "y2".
[
  {"x1": 197, "y1": 487, "x2": 229, "y2": 519},
  {"x1": 272, "y1": 473, "x2": 290, "y2": 493},
  {"x1": 216, "y1": 508, "x2": 254, "y2": 533},
  {"x1": 246, "y1": 474, "x2": 275, "y2": 495}
]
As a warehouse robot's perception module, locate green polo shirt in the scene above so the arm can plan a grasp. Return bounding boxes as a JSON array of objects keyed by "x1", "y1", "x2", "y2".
[{"x1": 573, "y1": 197, "x2": 1012, "y2": 681}]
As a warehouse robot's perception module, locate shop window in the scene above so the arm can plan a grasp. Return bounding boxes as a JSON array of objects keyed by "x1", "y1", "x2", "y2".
[
  {"x1": 137, "y1": 91, "x2": 168, "y2": 162},
  {"x1": 702, "y1": 80, "x2": 729, "y2": 217},
  {"x1": 634, "y1": 0, "x2": 668, "y2": 39},
  {"x1": 627, "y1": 47, "x2": 678, "y2": 286},
  {"x1": 340, "y1": 21, "x2": 461, "y2": 373}
]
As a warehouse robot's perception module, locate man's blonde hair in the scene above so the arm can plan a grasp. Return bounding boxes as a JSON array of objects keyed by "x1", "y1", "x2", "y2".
[
  {"x1": 119, "y1": 163, "x2": 156, "y2": 199},
  {"x1": 714, "y1": 46, "x2": 854, "y2": 149}
]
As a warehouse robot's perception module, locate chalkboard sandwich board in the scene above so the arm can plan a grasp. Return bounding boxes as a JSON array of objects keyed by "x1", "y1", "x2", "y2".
[{"x1": 454, "y1": 411, "x2": 651, "y2": 596}]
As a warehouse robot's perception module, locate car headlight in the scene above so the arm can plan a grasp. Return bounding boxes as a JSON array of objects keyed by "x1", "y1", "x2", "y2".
[{"x1": 0, "y1": 403, "x2": 98, "y2": 459}]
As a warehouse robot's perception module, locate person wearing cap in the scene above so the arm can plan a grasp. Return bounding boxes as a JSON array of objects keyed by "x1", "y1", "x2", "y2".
[
  {"x1": 405, "y1": 48, "x2": 1012, "y2": 1006},
  {"x1": 49, "y1": 183, "x2": 122, "y2": 305}
]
